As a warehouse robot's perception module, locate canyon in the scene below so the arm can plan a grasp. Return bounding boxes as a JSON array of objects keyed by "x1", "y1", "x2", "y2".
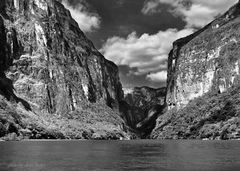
[{"x1": 1, "y1": 0, "x2": 240, "y2": 141}]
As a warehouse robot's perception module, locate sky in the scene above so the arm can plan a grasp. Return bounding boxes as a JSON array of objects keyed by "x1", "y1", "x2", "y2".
[{"x1": 62, "y1": 0, "x2": 238, "y2": 88}]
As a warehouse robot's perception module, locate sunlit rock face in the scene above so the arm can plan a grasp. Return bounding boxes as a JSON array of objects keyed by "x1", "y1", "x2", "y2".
[
  {"x1": 166, "y1": 1, "x2": 240, "y2": 110},
  {"x1": 1, "y1": 0, "x2": 123, "y2": 114},
  {"x1": 0, "y1": 0, "x2": 127, "y2": 140},
  {"x1": 151, "y1": 1, "x2": 240, "y2": 140}
]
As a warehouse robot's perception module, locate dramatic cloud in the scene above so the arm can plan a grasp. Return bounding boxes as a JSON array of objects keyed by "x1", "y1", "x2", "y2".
[
  {"x1": 142, "y1": 0, "x2": 237, "y2": 28},
  {"x1": 62, "y1": 0, "x2": 101, "y2": 32},
  {"x1": 99, "y1": 0, "x2": 237, "y2": 87},
  {"x1": 101, "y1": 28, "x2": 193, "y2": 80},
  {"x1": 146, "y1": 71, "x2": 167, "y2": 82}
]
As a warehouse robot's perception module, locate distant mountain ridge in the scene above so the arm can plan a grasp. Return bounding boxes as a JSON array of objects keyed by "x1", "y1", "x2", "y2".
[
  {"x1": 121, "y1": 86, "x2": 166, "y2": 138},
  {"x1": 123, "y1": 86, "x2": 165, "y2": 111}
]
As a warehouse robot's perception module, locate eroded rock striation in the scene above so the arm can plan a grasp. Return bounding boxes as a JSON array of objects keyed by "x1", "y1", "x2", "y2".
[
  {"x1": 152, "y1": 1, "x2": 240, "y2": 139},
  {"x1": 0, "y1": 0, "x2": 127, "y2": 140}
]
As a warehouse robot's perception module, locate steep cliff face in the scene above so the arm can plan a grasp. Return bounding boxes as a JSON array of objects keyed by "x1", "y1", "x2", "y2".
[
  {"x1": 0, "y1": 0, "x2": 127, "y2": 140},
  {"x1": 121, "y1": 87, "x2": 165, "y2": 138},
  {"x1": 3, "y1": 0, "x2": 123, "y2": 113},
  {"x1": 166, "y1": 1, "x2": 240, "y2": 110},
  {"x1": 152, "y1": 1, "x2": 240, "y2": 139}
]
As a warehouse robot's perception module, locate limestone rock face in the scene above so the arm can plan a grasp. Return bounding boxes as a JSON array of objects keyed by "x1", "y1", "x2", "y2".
[
  {"x1": 0, "y1": 0, "x2": 126, "y2": 140},
  {"x1": 166, "y1": 1, "x2": 240, "y2": 110},
  {"x1": 151, "y1": 1, "x2": 240, "y2": 140},
  {"x1": 1, "y1": 0, "x2": 123, "y2": 114}
]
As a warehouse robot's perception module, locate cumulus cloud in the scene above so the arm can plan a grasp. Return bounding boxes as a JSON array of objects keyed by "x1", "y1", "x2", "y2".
[
  {"x1": 142, "y1": 0, "x2": 237, "y2": 28},
  {"x1": 147, "y1": 71, "x2": 167, "y2": 82},
  {"x1": 101, "y1": 0, "x2": 237, "y2": 85},
  {"x1": 62, "y1": 0, "x2": 101, "y2": 32},
  {"x1": 101, "y1": 28, "x2": 193, "y2": 77}
]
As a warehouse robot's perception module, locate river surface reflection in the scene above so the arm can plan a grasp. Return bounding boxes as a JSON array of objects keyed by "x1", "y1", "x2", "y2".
[{"x1": 0, "y1": 140, "x2": 239, "y2": 171}]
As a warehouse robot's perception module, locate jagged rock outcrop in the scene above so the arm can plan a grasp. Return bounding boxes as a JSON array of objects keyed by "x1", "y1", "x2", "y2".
[
  {"x1": 0, "y1": 0, "x2": 127, "y2": 140},
  {"x1": 152, "y1": 1, "x2": 240, "y2": 139},
  {"x1": 121, "y1": 86, "x2": 165, "y2": 138}
]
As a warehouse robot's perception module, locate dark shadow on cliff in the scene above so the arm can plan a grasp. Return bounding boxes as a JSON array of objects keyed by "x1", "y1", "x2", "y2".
[
  {"x1": 0, "y1": 73, "x2": 31, "y2": 111},
  {"x1": 135, "y1": 104, "x2": 167, "y2": 138},
  {"x1": 119, "y1": 100, "x2": 167, "y2": 138},
  {"x1": 119, "y1": 86, "x2": 166, "y2": 138},
  {"x1": 119, "y1": 100, "x2": 141, "y2": 128}
]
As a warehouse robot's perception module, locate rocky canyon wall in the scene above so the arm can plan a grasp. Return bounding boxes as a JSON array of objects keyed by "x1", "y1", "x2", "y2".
[
  {"x1": 166, "y1": 2, "x2": 240, "y2": 110},
  {"x1": 0, "y1": 0, "x2": 127, "y2": 140},
  {"x1": 1, "y1": 0, "x2": 123, "y2": 114},
  {"x1": 152, "y1": 1, "x2": 240, "y2": 140}
]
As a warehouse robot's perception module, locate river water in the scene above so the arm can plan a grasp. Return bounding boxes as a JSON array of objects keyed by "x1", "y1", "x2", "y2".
[{"x1": 0, "y1": 140, "x2": 239, "y2": 171}]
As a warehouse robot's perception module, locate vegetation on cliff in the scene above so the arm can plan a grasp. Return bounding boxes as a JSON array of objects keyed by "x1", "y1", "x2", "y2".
[
  {"x1": 151, "y1": 86, "x2": 240, "y2": 140},
  {"x1": 0, "y1": 94, "x2": 128, "y2": 140}
]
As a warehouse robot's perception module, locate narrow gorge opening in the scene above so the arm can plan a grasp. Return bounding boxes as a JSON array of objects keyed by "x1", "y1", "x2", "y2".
[{"x1": 119, "y1": 87, "x2": 166, "y2": 138}]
